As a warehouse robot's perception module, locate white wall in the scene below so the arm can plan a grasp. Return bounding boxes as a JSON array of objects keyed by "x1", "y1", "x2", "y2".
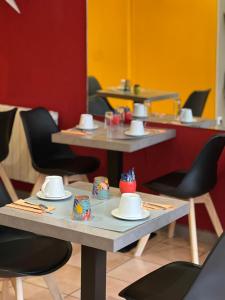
[{"x1": 216, "y1": 0, "x2": 225, "y2": 121}]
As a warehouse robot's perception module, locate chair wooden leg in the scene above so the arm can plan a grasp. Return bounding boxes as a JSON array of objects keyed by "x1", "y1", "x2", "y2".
[
  {"x1": 31, "y1": 174, "x2": 45, "y2": 196},
  {"x1": 15, "y1": 278, "x2": 24, "y2": 300},
  {"x1": 66, "y1": 174, "x2": 89, "y2": 184},
  {"x1": 134, "y1": 234, "x2": 151, "y2": 257},
  {"x1": 0, "y1": 164, "x2": 18, "y2": 202},
  {"x1": 168, "y1": 221, "x2": 176, "y2": 238},
  {"x1": 63, "y1": 176, "x2": 69, "y2": 185},
  {"x1": 44, "y1": 274, "x2": 64, "y2": 300},
  {"x1": 2, "y1": 280, "x2": 10, "y2": 300},
  {"x1": 188, "y1": 198, "x2": 199, "y2": 264},
  {"x1": 203, "y1": 194, "x2": 223, "y2": 237}
]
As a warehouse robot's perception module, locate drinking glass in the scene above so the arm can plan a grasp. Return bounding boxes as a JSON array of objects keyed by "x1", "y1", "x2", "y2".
[{"x1": 105, "y1": 111, "x2": 114, "y2": 137}]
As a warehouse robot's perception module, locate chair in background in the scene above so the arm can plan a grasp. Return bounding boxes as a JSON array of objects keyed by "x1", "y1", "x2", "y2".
[
  {"x1": 136, "y1": 135, "x2": 225, "y2": 263},
  {"x1": 88, "y1": 76, "x2": 114, "y2": 116},
  {"x1": 0, "y1": 108, "x2": 18, "y2": 201},
  {"x1": 20, "y1": 107, "x2": 100, "y2": 195},
  {"x1": 0, "y1": 182, "x2": 72, "y2": 300},
  {"x1": 183, "y1": 89, "x2": 211, "y2": 117},
  {"x1": 119, "y1": 232, "x2": 225, "y2": 300}
]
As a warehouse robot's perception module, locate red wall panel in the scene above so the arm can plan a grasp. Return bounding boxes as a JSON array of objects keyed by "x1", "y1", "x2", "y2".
[{"x1": 0, "y1": 0, "x2": 86, "y2": 128}]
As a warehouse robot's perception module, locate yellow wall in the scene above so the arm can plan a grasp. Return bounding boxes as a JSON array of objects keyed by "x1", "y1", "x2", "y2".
[
  {"x1": 88, "y1": 0, "x2": 133, "y2": 109},
  {"x1": 88, "y1": 0, "x2": 217, "y2": 117}
]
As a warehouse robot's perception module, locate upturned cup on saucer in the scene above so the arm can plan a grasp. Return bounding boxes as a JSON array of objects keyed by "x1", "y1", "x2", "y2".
[
  {"x1": 118, "y1": 193, "x2": 142, "y2": 218},
  {"x1": 78, "y1": 114, "x2": 94, "y2": 129},
  {"x1": 41, "y1": 176, "x2": 65, "y2": 198}
]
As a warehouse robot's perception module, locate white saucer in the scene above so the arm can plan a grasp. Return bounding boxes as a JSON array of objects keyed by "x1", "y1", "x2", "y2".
[
  {"x1": 36, "y1": 190, "x2": 72, "y2": 200},
  {"x1": 180, "y1": 118, "x2": 196, "y2": 124},
  {"x1": 133, "y1": 114, "x2": 148, "y2": 118},
  {"x1": 111, "y1": 208, "x2": 150, "y2": 221},
  {"x1": 76, "y1": 124, "x2": 99, "y2": 131},
  {"x1": 124, "y1": 130, "x2": 150, "y2": 137}
]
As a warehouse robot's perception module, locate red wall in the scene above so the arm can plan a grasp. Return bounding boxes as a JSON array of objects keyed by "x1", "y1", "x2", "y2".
[{"x1": 0, "y1": 0, "x2": 86, "y2": 128}]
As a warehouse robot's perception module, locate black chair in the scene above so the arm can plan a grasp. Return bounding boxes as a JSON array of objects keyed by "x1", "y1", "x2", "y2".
[
  {"x1": 183, "y1": 89, "x2": 211, "y2": 117},
  {"x1": 20, "y1": 107, "x2": 100, "y2": 195},
  {"x1": 0, "y1": 108, "x2": 18, "y2": 201},
  {"x1": 88, "y1": 76, "x2": 114, "y2": 116},
  {"x1": 0, "y1": 183, "x2": 72, "y2": 300},
  {"x1": 119, "y1": 232, "x2": 225, "y2": 300},
  {"x1": 140, "y1": 135, "x2": 225, "y2": 264}
]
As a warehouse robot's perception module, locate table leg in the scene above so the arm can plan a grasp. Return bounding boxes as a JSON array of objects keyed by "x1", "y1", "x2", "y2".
[
  {"x1": 107, "y1": 150, "x2": 123, "y2": 187},
  {"x1": 81, "y1": 245, "x2": 107, "y2": 300}
]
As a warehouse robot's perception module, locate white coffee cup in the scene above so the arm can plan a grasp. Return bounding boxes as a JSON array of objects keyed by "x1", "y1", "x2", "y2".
[
  {"x1": 41, "y1": 176, "x2": 65, "y2": 198},
  {"x1": 133, "y1": 103, "x2": 147, "y2": 117},
  {"x1": 79, "y1": 114, "x2": 94, "y2": 129},
  {"x1": 118, "y1": 193, "x2": 142, "y2": 218},
  {"x1": 180, "y1": 108, "x2": 193, "y2": 123},
  {"x1": 129, "y1": 120, "x2": 145, "y2": 135}
]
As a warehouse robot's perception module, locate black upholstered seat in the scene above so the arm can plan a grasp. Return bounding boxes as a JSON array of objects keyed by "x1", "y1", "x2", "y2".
[
  {"x1": 88, "y1": 76, "x2": 114, "y2": 116},
  {"x1": 144, "y1": 135, "x2": 225, "y2": 199},
  {"x1": 120, "y1": 232, "x2": 225, "y2": 300},
  {"x1": 142, "y1": 134, "x2": 225, "y2": 264},
  {"x1": 0, "y1": 184, "x2": 72, "y2": 278},
  {"x1": 20, "y1": 107, "x2": 100, "y2": 176},
  {"x1": 183, "y1": 89, "x2": 210, "y2": 117}
]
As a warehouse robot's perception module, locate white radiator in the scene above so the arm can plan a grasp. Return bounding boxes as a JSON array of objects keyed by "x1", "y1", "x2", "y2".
[{"x1": 0, "y1": 105, "x2": 58, "y2": 184}]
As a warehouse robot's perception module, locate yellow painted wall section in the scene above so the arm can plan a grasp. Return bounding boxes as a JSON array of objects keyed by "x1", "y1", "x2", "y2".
[
  {"x1": 88, "y1": 0, "x2": 133, "y2": 110},
  {"x1": 88, "y1": 0, "x2": 217, "y2": 117},
  {"x1": 131, "y1": 0, "x2": 217, "y2": 117}
]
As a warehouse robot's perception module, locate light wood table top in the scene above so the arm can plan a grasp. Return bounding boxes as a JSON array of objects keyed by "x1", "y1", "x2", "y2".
[
  {"x1": 52, "y1": 123, "x2": 176, "y2": 153},
  {"x1": 0, "y1": 182, "x2": 189, "y2": 252}
]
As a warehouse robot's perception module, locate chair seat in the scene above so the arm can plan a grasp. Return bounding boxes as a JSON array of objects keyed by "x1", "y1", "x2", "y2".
[
  {"x1": 144, "y1": 171, "x2": 189, "y2": 199},
  {"x1": 0, "y1": 226, "x2": 72, "y2": 277},
  {"x1": 35, "y1": 156, "x2": 100, "y2": 176},
  {"x1": 119, "y1": 262, "x2": 201, "y2": 300}
]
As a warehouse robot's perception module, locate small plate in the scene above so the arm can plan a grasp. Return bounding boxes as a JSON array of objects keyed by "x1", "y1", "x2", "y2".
[
  {"x1": 111, "y1": 208, "x2": 150, "y2": 221},
  {"x1": 124, "y1": 130, "x2": 150, "y2": 137},
  {"x1": 133, "y1": 114, "x2": 148, "y2": 118},
  {"x1": 76, "y1": 124, "x2": 99, "y2": 131},
  {"x1": 36, "y1": 190, "x2": 72, "y2": 201}
]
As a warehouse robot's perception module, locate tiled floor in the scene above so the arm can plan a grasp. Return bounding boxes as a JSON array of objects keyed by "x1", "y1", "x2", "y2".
[{"x1": 0, "y1": 230, "x2": 215, "y2": 300}]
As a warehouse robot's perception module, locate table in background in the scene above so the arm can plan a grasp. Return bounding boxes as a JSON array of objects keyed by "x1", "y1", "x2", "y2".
[
  {"x1": 52, "y1": 123, "x2": 176, "y2": 186},
  {"x1": 0, "y1": 182, "x2": 190, "y2": 300},
  {"x1": 97, "y1": 88, "x2": 181, "y2": 112},
  {"x1": 144, "y1": 113, "x2": 217, "y2": 129}
]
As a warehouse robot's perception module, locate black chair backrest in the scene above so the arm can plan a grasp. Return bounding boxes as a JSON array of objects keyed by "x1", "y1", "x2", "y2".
[
  {"x1": 183, "y1": 89, "x2": 211, "y2": 117},
  {"x1": 177, "y1": 134, "x2": 225, "y2": 197},
  {"x1": 0, "y1": 108, "x2": 17, "y2": 162},
  {"x1": 184, "y1": 232, "x2": 225, "y2": 299},
  {"x1": 88, "y1": 76, "x2": 114, "y2": 116},
  {"x1": 20, "y1": 107, "x2": 75, "y2": 168},
  {"x1": 0, "y1": 182, "x2": 12, "y2": 206}
]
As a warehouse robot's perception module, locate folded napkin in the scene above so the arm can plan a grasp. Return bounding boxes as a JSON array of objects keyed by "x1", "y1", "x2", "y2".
[
  {"x1": 142, "y1": 201, "x2": 174, "y2": 210},
  {"x1": 6, "y1": 200, "x2": 55, "y2": 214},
  {"x1": 61, "y1": 129, "x2": 88, "y2": 136}
]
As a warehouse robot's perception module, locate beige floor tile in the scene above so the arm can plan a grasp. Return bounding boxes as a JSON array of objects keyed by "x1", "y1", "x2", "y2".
[
  {"x1": 25, "y1": 265, "x2": 81, "y2": 295},
  {"x1": 72, "y1": 277, "x2": 128, "y2": 299},
  {"x1": 23, "y1": 282, "x2": 60, "y2": 300},
  {"x1": 139, "y1": 242, "x2": 193, "y2": 265},
  {"x1": 68, "y1": 251, "x2": 131, "y2": 272},
  {"x1": 108, "y1": 258, "x2": 160, "y2": 283}
]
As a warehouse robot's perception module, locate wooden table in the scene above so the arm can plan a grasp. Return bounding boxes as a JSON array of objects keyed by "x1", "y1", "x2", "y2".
[
  {"x1": 97, "y1": 88, "x2": 180, "y2": 107},
  {"x1": 52, "y1": 123, "x2": 176, "y2": 186},
  {"x1": 0, "y1": 182, "x2": 190, "y2": 300}
]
